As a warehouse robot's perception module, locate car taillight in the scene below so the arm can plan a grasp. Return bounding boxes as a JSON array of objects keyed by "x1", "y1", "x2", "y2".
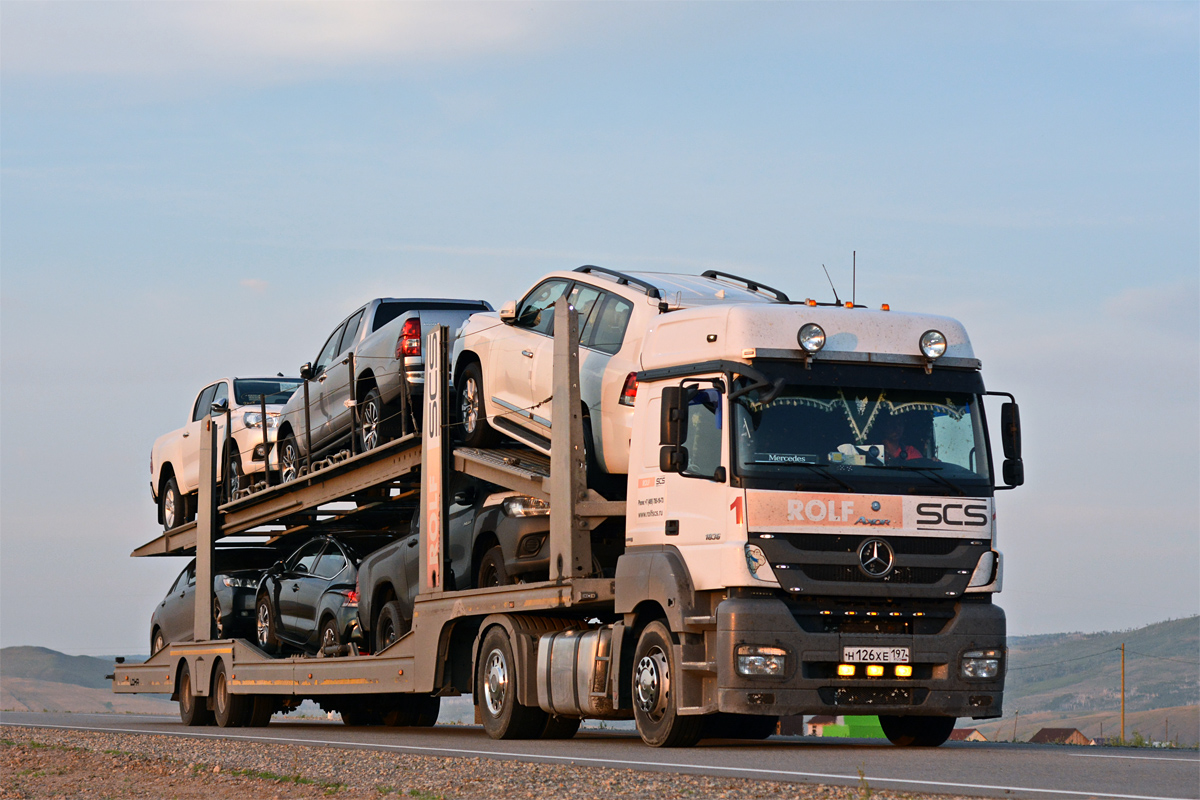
[
  {"x1": 342, "y1": 590, "x2": 359, "y2": 608},
  {"x1": 619, "y1": 372, "x2": 638, "y2": 406},
  {"x1": 395, "y1": 318, "x2": 421, "y2": 359}
]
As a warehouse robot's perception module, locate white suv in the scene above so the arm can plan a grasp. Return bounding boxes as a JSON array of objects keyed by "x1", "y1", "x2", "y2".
[{"x1": 452, "y1": 266, "x2": 786, "y2": 476}]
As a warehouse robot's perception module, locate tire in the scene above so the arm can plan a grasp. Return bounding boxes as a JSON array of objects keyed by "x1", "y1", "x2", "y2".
[
  {"x1": 458, "y1": 362, "x2": 500, "y2": 447},
  {"x1": 477, "y1": 546, "x2": 510, "y2": 588},
  {"x1": 703, "y1": 713, "x2": 778, "y2": 740},
  {"x1": 212, "y1": 660, "x2": 250, "y2": 728},
  {"x1": 255, "y1": 594, "x2": 281, "y2": 655},
  {"x1": 541, "y1": 715, "x2": 582, "y2": 740},
  {"x1": 412, "y1": 694, "x2": 441, "y2": 727},
  {"x1": 213, "y1": 600, "x2": 224, "y2": 639},
  {"x1": 477, "y1": 626, "x2": 547, "y2": 739},
  {"x1": 359, "y1": 388, "x2": 391, "y2": 451},
  {"x1": 374, "y1": 601, "x2": 409, "y2": 652},
  {"x1": 318, "y1": 616, "x2": 342, "y2": 657},
  {"x1": 278, "y1": 433, "x2": 301, "y2": 483},
  {"x1": 225, "y1": 450, "x2": 243, "y2": 502},
  {"x1": 177, "y1": 661, "x2": 211, "y2": 727},
  {"x1": 879, "y1": 715, "x2": 956, "y2": 747},
  {"x1": 245, "y1": 695, "x2": 276, "y2": 727},
  {"x1": 160, "y1": 476, "x2": 185, "y2": 531},
  {"x1": 380, "y1": 694, "x2": 440, "y2": 727},
  {"x1": 632, "y1": 620, "x2": 703, "y2": 747},
  {"x1": 340, "y1": 700, "x2": 383, "y2": 726},
  {"x1": 151, "y1": 628, "x2": 165, "y2": 656}
]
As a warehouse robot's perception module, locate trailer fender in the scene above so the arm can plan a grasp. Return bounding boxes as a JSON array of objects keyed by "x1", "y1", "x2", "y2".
[
  {"x1": 472, "y1": 615, "x2": 578, "y2": 709},
  {"x1": 614, "y1": 546, "x2": 701, "y2": 633}
]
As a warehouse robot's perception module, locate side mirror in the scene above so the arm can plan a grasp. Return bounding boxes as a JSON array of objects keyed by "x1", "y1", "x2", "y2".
[
  {"x1": 499, "y1": 301, "x2": 517, "y2": 323},
  {"x1": 299, "y1": 362, "x2": 313, "y2": 381},
  {"x1": 660, "y1": 445, "x2": 688, "y2": 473},
  {"x1": 1000, "y1": 402, "x2": 1021, "y2": 459},
  {"x1": 1003, "y1": 458, "x2": 1024, "y2": 487},
  {"x1": 660, "y1": 386, "x2": 686, "y2": 446},
  {"x1": 453, "y1": 486, "x2": 477, "y2": 505},
  {"x1": 210, "y1": 399, "x2": 229, "y2": 415},
  {"x1": 269, "y1": 560, "x2": 286, "y2": 575}
]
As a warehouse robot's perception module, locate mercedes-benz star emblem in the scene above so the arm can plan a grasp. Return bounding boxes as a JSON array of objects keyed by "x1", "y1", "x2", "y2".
[{"x1": 858, "y1": 538, "x2": 895, "y2": 578}]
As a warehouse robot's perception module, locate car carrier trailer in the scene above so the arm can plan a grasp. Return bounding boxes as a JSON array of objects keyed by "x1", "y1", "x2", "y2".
[{"x1": 115, "y1": 291, "x2": 1023, "y2": 748}]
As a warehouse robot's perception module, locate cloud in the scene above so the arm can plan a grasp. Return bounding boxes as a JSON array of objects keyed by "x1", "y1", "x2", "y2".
[
  {"x1": 239, "y1": 278, "x2": 269, "y2": 292},
  {"x1": 1, "y1": 1, "x2": 555, "y2": 80}
]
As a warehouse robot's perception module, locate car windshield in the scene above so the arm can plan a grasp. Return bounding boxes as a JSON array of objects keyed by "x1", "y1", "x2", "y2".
[
  {"x1": 234, "y1": 380, "x2": 302, "y2": 405},
  {"x1": 733, "y1": 383, "x2": 991, "y2": 494}
]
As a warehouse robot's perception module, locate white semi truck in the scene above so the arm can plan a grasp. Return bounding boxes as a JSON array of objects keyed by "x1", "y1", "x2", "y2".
[{"x1": 114, "y1": 276, "x2": 1023, "y2": 749}]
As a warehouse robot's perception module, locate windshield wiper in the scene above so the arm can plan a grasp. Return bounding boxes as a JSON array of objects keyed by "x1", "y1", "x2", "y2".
[
  {"x1": 792, "y1": 463, "x2": 854, "y2": 492},
  {"x1": 864, "y1": 464, "x2": 967, "y2": 497}
]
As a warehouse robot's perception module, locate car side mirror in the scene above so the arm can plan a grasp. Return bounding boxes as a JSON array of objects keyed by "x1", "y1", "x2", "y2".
[
  {"x1": 210, "y1": 399, "x2": 229, "y2": 415},
  {"x1": 453, "y1": 486, "x2": 477, "y2": 505},
  {"x1": 1000, "y1": 402, "x2": 1021, "y2": 460},
  {"x1": 299, "y1": 362, "x2": 313, "y2": 381},
  {"x1": 269, "y1": 560, "x2": 286, "y2": 575},
  {"x1": 499, "y1": 301, "x2": 517, "y2": 323},
  {"x1": 1003, "y1": 458, "x2": 1024, "y2": 487}
]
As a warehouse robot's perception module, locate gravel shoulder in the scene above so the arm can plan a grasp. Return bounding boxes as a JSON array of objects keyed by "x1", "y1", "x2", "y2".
[{"x1": 0, "y1": 725, "x2": 979, "y2": 800}]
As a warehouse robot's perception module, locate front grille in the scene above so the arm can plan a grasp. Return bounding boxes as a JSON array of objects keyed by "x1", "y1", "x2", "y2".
[
  {"x1": 798, "y1": 565, "x2": 947, "y2": 584},
  {"x1": 782, "y1": 534, "x2": 961, "y2": 556}
]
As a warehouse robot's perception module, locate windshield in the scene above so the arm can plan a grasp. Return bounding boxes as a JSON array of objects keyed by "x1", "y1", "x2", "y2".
[
  {"x1": 733, "y1": 383, "x2": 990, "y2": 494},
  {"x1": 234, "y1": 379, "x2": 302, "y2": 406}
]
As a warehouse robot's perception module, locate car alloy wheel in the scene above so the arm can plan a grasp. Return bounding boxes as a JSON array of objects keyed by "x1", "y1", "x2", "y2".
[
  {"x1": 461, "y1": 377, "x2": 481, "y2": 436},
  {"x1": 256, "y1": 603, "x2": 271, "y2": 648},
  {"x1": 279, "y1": 438, "x2": 300, "y2": 482},
  {"x1": 361, "y1": 395, "x2": 380, "y2": 450}
]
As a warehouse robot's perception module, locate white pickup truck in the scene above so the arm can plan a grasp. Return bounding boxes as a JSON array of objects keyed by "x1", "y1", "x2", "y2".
[
  {"x1": 273, "y1": 297, "x2": 492, "y2": 480},
  {"x1": 151, "y1": 377, "x2": 302, "y2": 530}
]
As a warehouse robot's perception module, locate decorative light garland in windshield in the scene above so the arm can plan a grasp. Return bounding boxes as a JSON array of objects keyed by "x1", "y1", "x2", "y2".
[{"x1": 742, "y1": 390, "x2": 966, "y2": 445}]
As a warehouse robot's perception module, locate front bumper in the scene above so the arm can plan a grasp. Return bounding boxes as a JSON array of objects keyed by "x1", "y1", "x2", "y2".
[{"x1": 712, "y1": 596, "x2": 1005, "y2": 719}]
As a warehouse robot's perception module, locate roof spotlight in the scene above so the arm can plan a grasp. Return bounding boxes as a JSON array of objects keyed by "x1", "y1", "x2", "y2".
[
  {"x1": 920, "y1": 329, "x2": 947, "y2": 360},
  {"x1": 798, "y1": 323, "x2": 826, "y2": 354}
]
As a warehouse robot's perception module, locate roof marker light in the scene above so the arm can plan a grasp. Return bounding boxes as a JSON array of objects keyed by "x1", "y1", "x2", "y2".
[
  {"x1": 881, "y1": 304, "x2": 890, "y2": 311},
  {"x1": 806, "y1": 298, "x2": 817, "y2": 307}
]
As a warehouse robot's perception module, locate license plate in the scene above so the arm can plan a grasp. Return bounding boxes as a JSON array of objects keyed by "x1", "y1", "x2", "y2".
[{"x1": 842, "y1": 646, "x2": 910, "y2": 663}]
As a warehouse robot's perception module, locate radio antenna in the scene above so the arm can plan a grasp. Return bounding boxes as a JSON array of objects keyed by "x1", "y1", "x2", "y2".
[
  {"x1": 821, "y1": 264, "x2": 841, "y2": 305},
  {"x1": 852, "y1": 251, "x2": 856, "y2": 307}
]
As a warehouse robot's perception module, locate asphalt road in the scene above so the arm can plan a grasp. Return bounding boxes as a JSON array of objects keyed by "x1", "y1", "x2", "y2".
[{"x1": 2, "y1": 711, "x2": 1196, "y2": 800}]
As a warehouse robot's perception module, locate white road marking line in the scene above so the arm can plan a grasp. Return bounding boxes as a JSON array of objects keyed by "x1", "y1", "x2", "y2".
[
  {"x1": 2, "y1": 721, "x2": 1195, "y2": 800},
  {"x1": 1067, "y1": 753, "x2": 1199, "y2": 764}
]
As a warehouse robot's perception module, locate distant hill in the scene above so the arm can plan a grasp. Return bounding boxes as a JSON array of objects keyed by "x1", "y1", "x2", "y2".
[{"x1": 0, "y1": 647, "x2": 127, "y2": 690}]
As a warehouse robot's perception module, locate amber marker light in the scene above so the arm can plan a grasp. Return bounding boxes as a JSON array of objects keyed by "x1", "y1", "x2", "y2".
[
  {"x1": 895, "y1": 665, "x2": 913, "y2": 678},
  {"x1": 881, "y1": 303, "x2": 890, "y2": 311},
  {"x1": 837, "y1": 664, "x2": 856, "y2": 677},
  {"x1": 866, "y1": 664, "x2": 885, "y2": 677}
]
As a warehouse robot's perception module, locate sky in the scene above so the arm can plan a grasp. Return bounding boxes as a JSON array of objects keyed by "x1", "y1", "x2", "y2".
[{"x1": 1, "y1": 1, "x2": 1197, "y2": 655}]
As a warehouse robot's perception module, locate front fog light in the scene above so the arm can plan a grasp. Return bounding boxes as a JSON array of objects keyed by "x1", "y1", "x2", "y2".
[
  {"x1": 920, "y1": 330, "x2": 947, "y2": 360},
  {"x1": 895, "y1": 665, "x2": 913, "y2": 678},
  {"x1": 736, "y1": 645, "x2": 787, "y2": 676},
  {"x1": 961, "y1": 649, "x2": 1002, "y2": 679}
]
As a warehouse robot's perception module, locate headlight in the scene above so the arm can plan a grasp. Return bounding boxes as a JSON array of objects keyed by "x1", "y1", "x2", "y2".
[
  {"x1": 961, "y1": 649, "x2": 1003, "y2": 679},
  {"x1": 243, "y1": 412, "x2": 279, "y2": 429},
  {"x1": 736, "y1": 644, "x2": 787, "y2": 676},
  {"x1": 745, "y1": 544, "x2": 768, "y2": 577},
  {"x1": 502, "y1": 496, "x2": 550, "y2": 517},
  {"x1": 221, "y1": 577, "x2": 253, "y2": 588},
  {"x1": 798, "y1": 323, "x2": 826, "y2": 353},
  {"x1": 968, "y1": 551, "x2": 996, "y2": 587},
  {"x1": 920, "y1": 329, "x2": 947, "y2": 360}
]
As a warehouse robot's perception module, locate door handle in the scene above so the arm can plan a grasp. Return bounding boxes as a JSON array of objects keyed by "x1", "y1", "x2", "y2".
[
  {"x1": 521, "y1": 350, "x2": 534, "y2": 358},
  {"x1": 318, "y1": 374, "x2": 327, "y2": 383},
  {"x1": 291, "y1": 584, "x2": 300, "y2": 592},
  {"x1": 182, "y1": 432, "x2": 189, "y2": 437},
  {"x1": 406, "y1": 539, "x2": 418, "y2": 548}
]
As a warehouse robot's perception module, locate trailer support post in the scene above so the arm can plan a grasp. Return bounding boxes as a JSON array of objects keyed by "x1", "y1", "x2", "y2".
[
  {"x1": 194, "y1": 416, "x2": 218, "y2": 640},
  {"x1": 549, "y1": 298, "x2": 592, "y2": 580},
  {"x1": 419, "y1": 325, "x2": 450, "y2": 595}
]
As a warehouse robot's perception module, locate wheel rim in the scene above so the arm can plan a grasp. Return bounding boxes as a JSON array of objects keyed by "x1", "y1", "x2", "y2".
[
  {"x1": 215, "y1": 670, "x2": 228, "y2": 715},
  {"x1": 154, "y1": 632, "x2": 164, "y2": 653},
  {"x1": 257, "y1": 602, "x2": 271, "y2": 647},
  {"x1": 635, "y1": 647, "x2": 670, "y2": 722},
  {"x1": 483, "y1": 648, "x2": 508, "y2": 717},
  {"x1": 180, "y1": 671, "x2": 192, "y2": 713},
  {"x1": 320, "y1": 624, "x2": 338, "y2": 656},
  {"x1": 362, "y1": 399, "x2": 379, "y2": 450},
  {"x1": 228, "y1": 460, "x2": 240, "y2": 497},
  {"x1": 479, "y1": 561, "x2": 499, "y2": 588},
  {"x1": 163, "y1": 489, "x2": 177, "y2": 529},
  {"x1": 280, "y1": 442, "x2": 299, "y2": 482},
  {"x1": 461, "y1": 378, "x2": 480, "y2": 435},
  {"x1": 380, "y1": 615, "x2": 396, "y2": 648}
]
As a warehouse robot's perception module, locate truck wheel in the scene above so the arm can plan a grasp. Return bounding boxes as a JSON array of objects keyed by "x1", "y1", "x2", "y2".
[
  {"x1": 478, "y1": 626, "x2": 547, "y2": 739},
  {"x1": 212, "y1": 660, "x2": 250, "y2": 728},
  {"x1": 477, "y1": 546, "x2": 510, "y2": 588},
  {"x1": 245, "y1": 695, "x2": 277, "y2": 727},
  {"x1": 161, "y1": 477, "x2": 184, "y2": 531},
  {"x1": 151, "y1": 628, "x2": 165, "y2": 656},
  {"x1": 880, "y1": 715, "x2": 956, "y2": 747},
  {"x1": 458, "y1": 362, "x2": 499, "y2": 447},
  {"x1": 375, "y1": 601, "x2": 409, "y2": 651},
  {"x1": 318, "y1": 617, "x2": 342, "y2": 657},
  {"x1": 255, "y1": 594, "x2": 280, "y2": 655},
  {"x1": 632, "y1": 620, "x2": 702, "y2": 747},
  {"x1": 177, "y1": 661, "x2": 212, "y2": 727},
  {"x1": 278, "y1": 433, "x2": 301, "y2": 482},
  {"x1": 541, "y1": 715, "x2": 582, "y2": 739},
  {"x1": 225, "y1": 451, "x2": 243, "y2": 502}
]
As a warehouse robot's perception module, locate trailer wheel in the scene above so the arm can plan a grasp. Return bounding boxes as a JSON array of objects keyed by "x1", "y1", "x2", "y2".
[
  {"x1": 256, "y1": 594, "x2": 280, "y2": 654},
  {"x1": 541, "y1": 715, "x2": 581, "y2": 740},
  {"x1": 340, "y1": 700, "x2": 383, "y2": 726},
  {"x1": 879, "y1": 715, "x2": 956, "y2": 747},
  {"x1": 478, "y1": 626, "x2": 546, "y2": 739},
  {"x1": 212, "y1": 660, "x2": 249, "y2": 728},
  {"x1": 245, "y1": 695, "x2": 276, "y2": 727},
  {"x1": 177, "y1": 661, "x2": 212, "y2": 727},
  {"x1": 161, "y1": 477, "x2": 185, "y2": 531},
  {"x1": 477, "y1": 546, "x2": 510, "y2": 588},
  {"x1": 632, "y1": 620, "x2": 702, "y2": 747},
  {"x1": 375, "y1": 601, "x2": 409, "y2": 651},
  {"x1": 458, "y1": 362, "x2": 499, "y2": 447}
]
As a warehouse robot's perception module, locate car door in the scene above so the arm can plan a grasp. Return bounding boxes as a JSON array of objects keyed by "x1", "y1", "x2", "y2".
[
  {"x1": 180, "y1": 385, "x2": 219, "y2": 492},
  {"x1": 488, "y1": 279, "x2": 571, "y2": 429},
  {"x1": 309, "y1": 323, "x2": 347, "y2": 451},
  {"x1": 299, "y1": 541, "x2": 351, "y2": 646},
  {"x1": 528, "y1": 282, "x2": 606, "y2": 433},
  {"x1": 278, "y1": 540, "x2": 325, "y2": 632},
  {"x1": 323, "y1": 307, "x2": 366, "y2": 445},
  {"x1": 158, "y1": 564, "x2": 191, "y2": 644}
]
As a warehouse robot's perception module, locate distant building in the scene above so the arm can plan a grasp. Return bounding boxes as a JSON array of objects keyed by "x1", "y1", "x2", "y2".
[
  {"x1": 1029, "y1": 728, "x2": 1092, "y2": 746},
  {"x1": 778, "y1": 715, "x2": 806, "y2": 736},
  {"x1": 949, "y1": 728, "x2": 988, "y2": 742},
  {"x1": 806, "y1": 715, "x2": 839, "y2": 736}
]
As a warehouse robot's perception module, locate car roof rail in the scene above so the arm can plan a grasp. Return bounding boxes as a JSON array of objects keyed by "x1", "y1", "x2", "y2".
[
  {"x1": 700, "y1": 270, "x2": 790, "y2": 302},
  {"x1": 574, "y1": 265, "x2": 662, "y2": 299}
]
